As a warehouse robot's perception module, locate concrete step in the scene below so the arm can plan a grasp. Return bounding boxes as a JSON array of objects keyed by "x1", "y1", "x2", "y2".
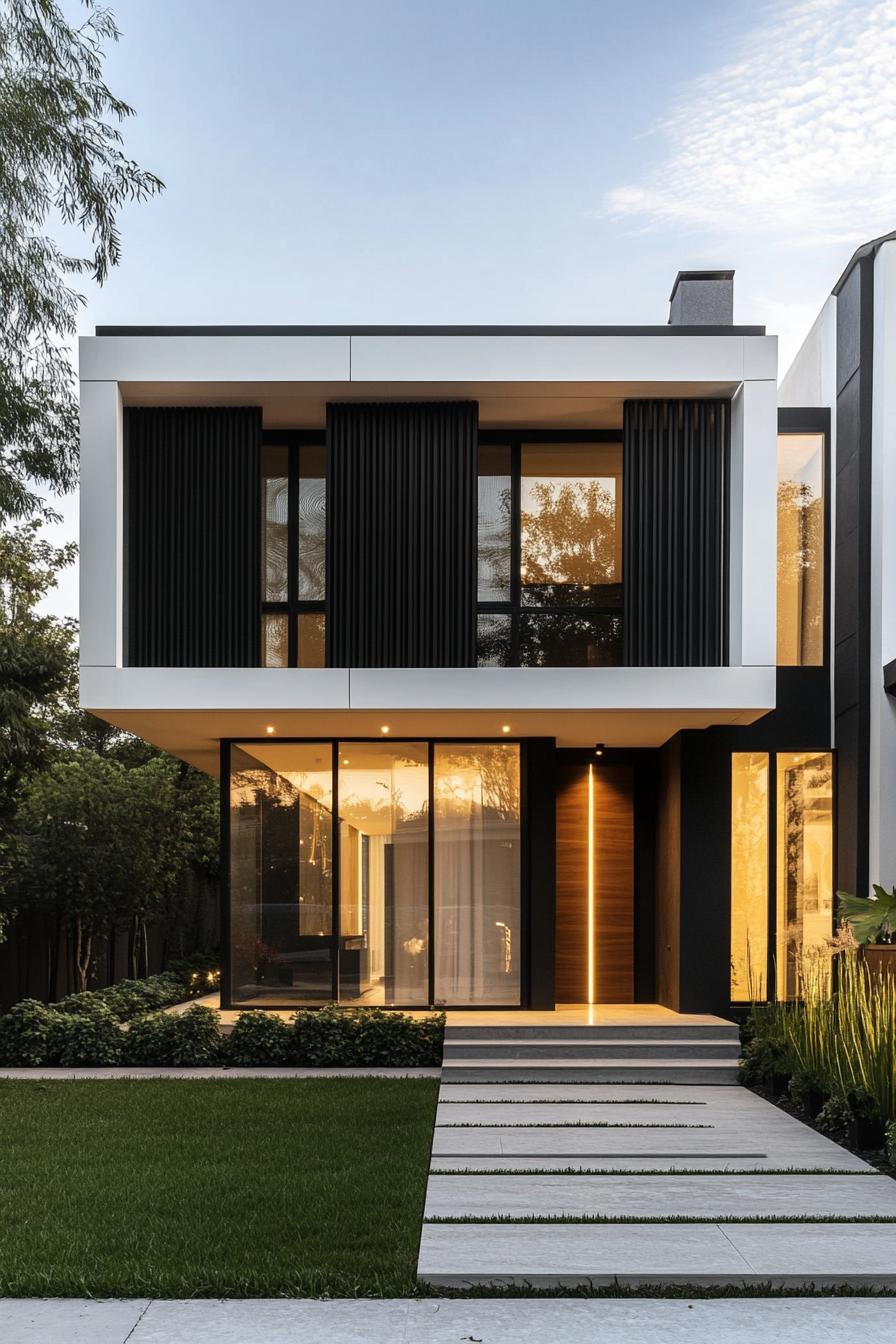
[
  {"x1": 444, "y1": 1024, "x2": 740, "y2": 1042},
  {"x1": 442, "y1": 1039, "x2": 740, "y2": 1061},
  {"x1": 439, "y1": 1059, "x2": 741, "y2": 1084}
]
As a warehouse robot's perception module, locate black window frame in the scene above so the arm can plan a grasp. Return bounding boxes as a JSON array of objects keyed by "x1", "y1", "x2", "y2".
[
  {"x1": 260, "y1": 428, "x2": 326, "y2": 667},
  {"x1": 477, "y1": 429, "x2": 624, "y2": 667}
]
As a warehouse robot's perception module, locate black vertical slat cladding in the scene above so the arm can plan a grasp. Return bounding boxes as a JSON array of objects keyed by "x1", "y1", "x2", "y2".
[
  {"x1": 326, "y1": 401, "x2": 478, "y2": 667},
  {"x1": 623, "y1": 399, "x2": 728, "y2": 667},
  {"x1": 126, "y1": 407, "x2": 262, "y2": 666}
]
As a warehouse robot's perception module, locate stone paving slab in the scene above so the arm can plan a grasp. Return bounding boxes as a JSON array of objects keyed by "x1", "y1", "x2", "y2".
[
  {"x1": 417, "y1": 1221, "x2": 896, "y2": 1286},
  {"x1": 430, "y1": 1124, "x2": 772, "y2": 1156},
  {"x1": 4, "y1": 1298, "x2": 896, "y2": 1343},
  {"x1": 423, "y1": 1173, "x2": 896, "y2": 1219},
  {"x1": 0, "y1": 1298, "x2": 149, "y2": 1344},
  {"x1": 436, "y1": 1101, "x2": 713, "y2": 1125}
]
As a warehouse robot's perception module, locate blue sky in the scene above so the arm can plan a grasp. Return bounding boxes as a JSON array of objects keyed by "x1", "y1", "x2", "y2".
[{"x1": 47, "y1": 0, "x2": 896, "y2": 618}]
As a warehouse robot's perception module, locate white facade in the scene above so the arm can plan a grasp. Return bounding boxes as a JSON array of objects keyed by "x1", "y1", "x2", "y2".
[{"x1": 79, "y1": 327, "x2": 778, "y2": 772}]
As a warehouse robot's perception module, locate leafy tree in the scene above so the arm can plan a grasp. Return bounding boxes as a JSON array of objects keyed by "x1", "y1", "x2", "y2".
[
  {"x1": 9, "y1": 749, "x2": 219, "y2": 992},
  {"x1": 0, "y1": 519, "x2": 76, "y2": 824},
  {"x1": 0, "y1": 0, "x2": 163, "y2": 521},
  {"x1": 12, "y1": 752, "x2": 132, "y2": 991}
]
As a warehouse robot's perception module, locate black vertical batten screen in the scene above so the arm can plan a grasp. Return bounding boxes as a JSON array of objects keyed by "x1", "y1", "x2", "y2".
[
  {"x1": 326, "y1": 401, "x2": 477, "y2": 666},
  {"x1": 126, "y1": 407, "x2": 262, "y2": 666},
  {"x1": 623, "y1": 399, "x2": 728, "y2": 666}
]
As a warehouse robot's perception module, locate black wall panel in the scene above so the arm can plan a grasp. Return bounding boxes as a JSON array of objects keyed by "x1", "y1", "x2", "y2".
[
  {"x1": 623, "y1": 399, "x2": 728, "y2": 666},
  {"x1": 126, "y1": 407, "x2": 262, "y2": 667},
  {"x1": 326, "y1": 401, "x2": 477, "y2": 667},
  {"x1": 833, "y1": 256, "x2": 874, "y2": 898}
]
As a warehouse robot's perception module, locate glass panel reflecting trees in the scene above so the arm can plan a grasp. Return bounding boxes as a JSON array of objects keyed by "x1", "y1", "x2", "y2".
[
  {"x1": 777, "y1": 434, "x2": 824, "y2": 666},
  {"x1": 434, "y1": 744, "x2": 521, "y2": 1005},
  {"x1": 230, "y1": 743, "x2": 334, "y2": 1005},
  {"x1": 476, "y1": 440, "x2": 623, "y2": 666},
  {"x1": 728, "y1": 748, "x2": 834, "y2": 1003},
  {"x1": 262, "y1": 446, "x2": 289, "y2": 602},
  {"x1": 298, "y1": 445, "x2": 326, "y2": 601},
  {"x1": 520, "y1": 444, "x2": 622, "y2": 606},
  {"x1": 477, "y1": 446, "x2": 512, "y2": 602},
  {"x1": 260, "y1": 439, "x2": 327, "y2": 667},
  {"x1": 776, "y1": 751, "x2": 834, "y2": 999},
  {"x1": 730, "y1": 753, "x2": 769, "y2": 1003},
  {"x1": 337, "y1": 744, "x2": 429, "y2": 1005}
]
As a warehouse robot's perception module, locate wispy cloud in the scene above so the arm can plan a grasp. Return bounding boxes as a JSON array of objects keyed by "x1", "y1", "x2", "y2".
[{"x1": 603, "y1": 0, "x2": 896, "y2": 244}]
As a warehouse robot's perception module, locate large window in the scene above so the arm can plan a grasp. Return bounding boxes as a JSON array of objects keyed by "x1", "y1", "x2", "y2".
[
  {"x1": 337, "y1": 743, "x2": 429, "y2": 1006},
  {"x1": 228, "y1": 739, "x2": 523, "y2": 1007},
  {"x1": 229, "y1": 743, "x2": 334, "y2": 1005},
  {"x1": 261, "y1": 436, "x2": 326, "y2": 667},
  {"x1": 477, "y1": 437, "x2": 623, "y2": 667},
  {"x1": 777, "y1": 432, "x2": 825, "y2": 666},
  {"x1": 729, "y1": 750, "x2": 833, "y2": 1002},
  {"x1": 434, "y1": 743, "x2": 522, "y2": 1005}
]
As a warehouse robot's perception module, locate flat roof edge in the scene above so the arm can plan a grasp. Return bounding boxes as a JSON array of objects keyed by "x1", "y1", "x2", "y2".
[{"x1": 92, "y1": 323, "x2": 766, "y2": 338}]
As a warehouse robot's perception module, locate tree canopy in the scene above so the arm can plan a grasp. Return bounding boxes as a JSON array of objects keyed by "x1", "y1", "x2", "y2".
[{"x1": 0, "y1": 0, "x2": 162, "y2": 521}]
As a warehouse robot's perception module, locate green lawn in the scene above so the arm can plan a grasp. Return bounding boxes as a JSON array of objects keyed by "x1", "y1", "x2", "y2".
[{"x1": 0, "y1": 1077, "x2": 439, "y2": 1297}]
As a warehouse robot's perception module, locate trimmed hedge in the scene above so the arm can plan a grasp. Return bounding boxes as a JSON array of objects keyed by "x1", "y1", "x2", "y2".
[{"x1": 0, "y1": 1000, "x2": 445, "y2": 1068}]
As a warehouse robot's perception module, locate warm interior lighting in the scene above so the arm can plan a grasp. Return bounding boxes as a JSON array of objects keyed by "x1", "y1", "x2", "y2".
[
  {"x1": 594, "y1": 742, "x2": 605, "y2": 757},
  {"x1": 265, "y1": 725, "x2": 275, "y2": 735},
  {"x1": 587, "y1": 763, "x2": 595, "y2": 1005},
  {"x1": 380, "y1": 725, "x2": 390, "y2": 734},
  {"x1": 501, "y1": 724, "x2": 511, "y2": 734}
]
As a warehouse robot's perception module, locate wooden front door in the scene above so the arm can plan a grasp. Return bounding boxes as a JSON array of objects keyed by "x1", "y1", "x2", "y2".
[{"x1": 555, "y1": 762, "x2": 634, "y2": 1003}]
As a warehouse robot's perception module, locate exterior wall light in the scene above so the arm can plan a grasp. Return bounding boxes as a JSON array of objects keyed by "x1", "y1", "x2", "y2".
[
  {"x1": 594, "y1": 743, "x2": 605, "y2": 757},
  {"x1": 265, "y1": 725, "x2": 275, "y2": 735}
]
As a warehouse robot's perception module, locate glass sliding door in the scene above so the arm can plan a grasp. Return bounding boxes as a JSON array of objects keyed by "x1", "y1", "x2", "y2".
[
  {"x1": 229, "y1": 739, "x2": 525, "y2": 1007},
  {"x1": 337, "y1": 743, "x2": 429, "y2": 1005},
  {"x1": 433, "y1": 743, "x2": 522, "y2": 1005},
  {"x1": 229, "y1": 743, "x2": 334, "y2": 1005}
]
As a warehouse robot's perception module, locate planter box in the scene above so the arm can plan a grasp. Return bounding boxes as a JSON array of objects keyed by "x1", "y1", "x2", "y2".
[{"x1": 862, "y1": 945, "x2": 896, "y2": 980}]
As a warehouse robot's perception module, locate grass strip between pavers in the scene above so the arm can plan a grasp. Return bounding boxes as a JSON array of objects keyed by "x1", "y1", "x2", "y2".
[
  {"x1": 415, "y1": 1282, "x2": 896, "y2": 1299},
  {"x1": 423, "y1": 1214, "x2": 896, "y2": 1225},
  {"x1": 0, "y1": 1076, "x2": 439, "y2": 1298},
  {"x1": 437, "y1": 1097, "x2": 707, "y2": 1104},
  {"x1": 429, "y1": 1166, "x2": 877, "y2": 1176},
  {"x1": 434, "y1": 1121, "x2": 711, "y2": 1128}
]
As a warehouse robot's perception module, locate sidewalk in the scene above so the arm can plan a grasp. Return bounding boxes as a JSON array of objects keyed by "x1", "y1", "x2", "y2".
[{"x1": 2, "y1": 1297, "x2": 896, "y2": 1343}]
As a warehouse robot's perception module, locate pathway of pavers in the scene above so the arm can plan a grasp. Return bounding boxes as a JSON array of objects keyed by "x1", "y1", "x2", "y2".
[
  {"x1": 3, "y1": 1297, "x2": 896, "y2": 1343},
  {"x1": 417, "y1": 1081, "x2": 896, "y2": 1287}
]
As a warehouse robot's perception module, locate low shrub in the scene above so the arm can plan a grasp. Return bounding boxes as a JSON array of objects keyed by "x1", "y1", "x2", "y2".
[
  {"x1": 0, "y1": 1000, "x2": 60, "y2": 1066},
  {"x1": 816, "y1": 1093, "x2": 852, "y2": 1137},
  {"x1": 54, "y1": 973, "x2": 194, "y2": 1023},
  {"x1": 124, "y1": 1006, "x2": 223, "y2": 1067},
  {"x1": 50, "y1": 1005, "x2": 123, "y2": 1067},
  {"x1": 887, "y1": 1119, "x2": 896, "y2": 1167},
  {"x1": 738, "y1": 1010, "x2": 791, "y2": 1094},
  {"x1": 291, "y1": 1004, "x2": 444, "y2": 1068},
  {"x1": 226, "y1": 1011, "x2": 291, "y2": 1066},
  {"x1": 787, "y1": 1067, "x2": 829, "y2": 1118}
]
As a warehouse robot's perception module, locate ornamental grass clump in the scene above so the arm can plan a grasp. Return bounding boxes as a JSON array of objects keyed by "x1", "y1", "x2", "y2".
[{"x1": 741, "y1": 942, "x2": 896, "y2": 1142}]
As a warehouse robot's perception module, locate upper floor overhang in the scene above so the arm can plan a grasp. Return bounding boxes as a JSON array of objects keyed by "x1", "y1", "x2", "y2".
[
  {"x1": 79, "y1": 664, "x2": 777, "y2": 775},
  {"x1": 79, "y1": 327, "x2": 776, "y2": 429}
]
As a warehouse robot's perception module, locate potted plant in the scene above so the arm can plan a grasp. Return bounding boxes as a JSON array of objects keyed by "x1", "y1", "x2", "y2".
[{"x1": 836, "y1": 885, "x2": 896, "y2": 980}]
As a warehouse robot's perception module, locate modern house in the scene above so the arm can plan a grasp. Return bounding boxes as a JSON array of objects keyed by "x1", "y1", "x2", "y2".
[{"x1": 79, "y1": 254, "x2": 881, "y2": 1018}]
